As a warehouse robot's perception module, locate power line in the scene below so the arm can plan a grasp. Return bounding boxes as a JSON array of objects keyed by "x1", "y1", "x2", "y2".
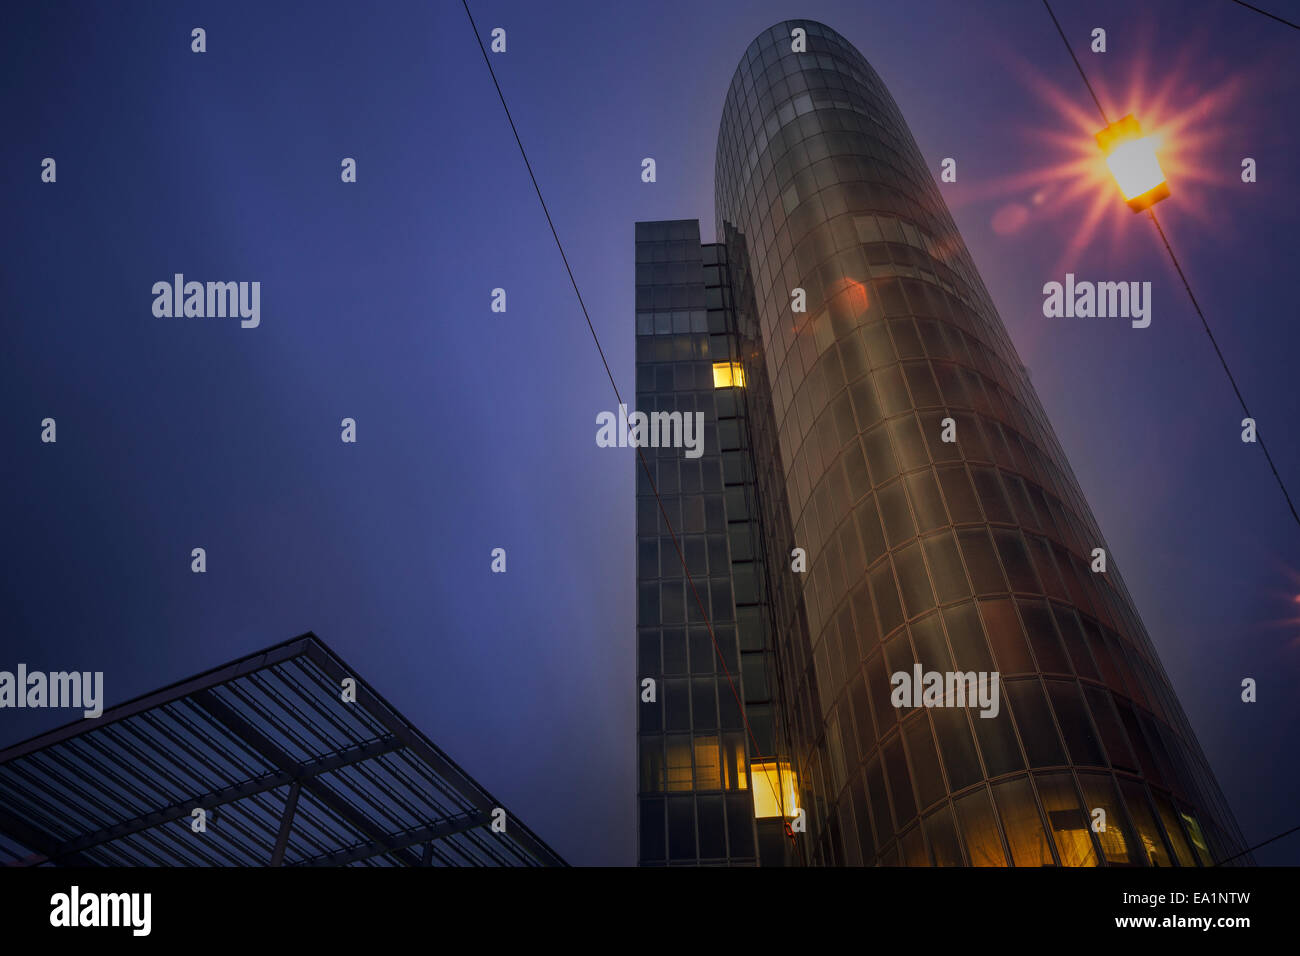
[
  {"x1": 1228, "y1": 0, "x2": 1300, "y2": 30},
  {"x1": 1040, "y1": 0, "x2": 1109, "y2": 125},
  {"x1": 1147, "y1": 209, "x2": 1300, "y2": 529},
  {"x1": 1041, "y1": 0, "x2": 1300, "y2": 869},
  {"x1": 459, "y1": 1, "x2": 796, "y2": 834},
  {"x1": 457, "y1": 5, "x2": 617, "y2": 404},
  {"x1": 1214, "y1": 822, "x2": 1300, "y2": 866},
  {"x1": 1041, "y1": 0, "x2": 1300, "y2": 535}
]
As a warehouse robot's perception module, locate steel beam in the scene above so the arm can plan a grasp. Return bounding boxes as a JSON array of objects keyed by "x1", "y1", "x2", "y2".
[
  {"x1": 43, "y1": 733, "x2": 402, "y2": 862},
  {"x1": 302, "y1": 641, "x2": 566, "y2": 866},
  {"x1": 269, "y1": 781, "x2": 302, "y2": 866},
  {"x1": 294, "y1": 811, "x2": 488, "y2": 867},
  {"x1": 0, "y1": 634, "x2": 321, "y2": 765},
  {"x1": 192, "y1": 689, "x2": 423, "y2": 867}
]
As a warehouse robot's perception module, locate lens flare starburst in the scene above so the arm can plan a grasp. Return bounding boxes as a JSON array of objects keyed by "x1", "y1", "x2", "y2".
[{"x1": 958, "y1": 35, "x2": 1248, "y2": 272}]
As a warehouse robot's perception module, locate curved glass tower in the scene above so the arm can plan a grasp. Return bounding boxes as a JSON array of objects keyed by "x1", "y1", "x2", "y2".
[{"x1": 695, "y1": 20, "x2": 1248, "y2": 866}]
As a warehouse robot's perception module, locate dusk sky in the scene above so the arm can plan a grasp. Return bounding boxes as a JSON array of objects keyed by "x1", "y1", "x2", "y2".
[{"x1": 2, "y1": 0, "x2": 1297, "y2": 865}]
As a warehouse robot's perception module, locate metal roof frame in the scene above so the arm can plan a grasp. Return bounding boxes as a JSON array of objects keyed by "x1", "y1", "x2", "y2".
[{"x1": 0, "y1": 633, "x2": 566, "y2": 867}]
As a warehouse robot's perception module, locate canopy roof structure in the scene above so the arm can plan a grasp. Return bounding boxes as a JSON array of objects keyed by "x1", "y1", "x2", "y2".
[{"x1": 0, "y1": 633, "x2": 565, "y2": 867}]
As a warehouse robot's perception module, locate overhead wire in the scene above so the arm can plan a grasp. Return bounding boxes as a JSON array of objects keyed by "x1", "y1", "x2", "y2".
[
  {"x1": 460, "y1": 0, "x2": 796, "y2": 838},
  {"x1": 1042, "y1": 0, "x2": 1300, "y2": 863}
]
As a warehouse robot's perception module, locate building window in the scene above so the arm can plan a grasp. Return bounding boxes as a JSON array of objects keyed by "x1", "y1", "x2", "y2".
[
  {"x1": 666, "y1": 735, "x2": 693, "y2": 791},
  {"x1": 751, "y1": 761, "x2": 799, "y2": 818},
  {"x1": 712, "y1": 361, "x2": 746, "y2": 388},
  {"x1": 694, "y1": 735, "x2": 722, "y2": 789},
  {"x1": 723, "y1": 733, "x2": 748, "y2": 790},
  {"x1": 992, "y1": 777, "x2": 1055, "y2": 866}
]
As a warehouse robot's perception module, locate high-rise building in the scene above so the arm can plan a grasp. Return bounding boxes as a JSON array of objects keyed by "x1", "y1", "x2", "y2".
[{"x1": 636, "y1": 20, "x2": 1249, "y2": 867}]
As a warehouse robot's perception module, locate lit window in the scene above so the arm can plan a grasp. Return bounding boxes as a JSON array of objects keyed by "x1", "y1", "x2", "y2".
[
  {"x1": 666, "y1": 737, "x2": 693, "y2": 791},
  {"x1": 723, "y1": 734, "x2": 748, "y2": 790},
  {"x1": 1180, "y1": 811, "x2": 1213, "y2": 866},
  {"x1": 750, "y1": 761, "x2": 799, "y2": 818},
  {"x1": 712, "y1": 361, "x2": 745, "y2": 388},
  {"x1": 1049, "y1": 820, "x2": 1098, "y2": 867},
  {"x1": 1095, "y1": 818, "x2": 1132, "y2": 864},
  {"x1": 694, "y1": 736, "x2": 721, "y2": 790}
]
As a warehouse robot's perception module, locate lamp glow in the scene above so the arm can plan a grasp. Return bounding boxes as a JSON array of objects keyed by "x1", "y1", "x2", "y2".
[{"x1": 1095, "y1": 114, "x2": 1169, "y2": 212}]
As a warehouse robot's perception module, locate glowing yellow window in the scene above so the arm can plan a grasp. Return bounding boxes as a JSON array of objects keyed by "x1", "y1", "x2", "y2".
[
  {"x1": 750, "y1": 761, "x2": 799, "y2": 819},
  {"x1": 712, "y1": 361, "x2": 745, "y2": 388},
  {"x1": 723, "y1": 734, "x2": 748, "y2": 790},
  {"x1": 1180, "y1": 811, "x2": 1213, "y2": 866},
  {"x1": 1095, "y1": 821, "x2": 1132, "y2": 864},
  {"x1": 693, "y1": 736, "x2": 721, "y2": 790},
  {"x1": 665, "y1": 737, "x2": 693, "y2": 792}
]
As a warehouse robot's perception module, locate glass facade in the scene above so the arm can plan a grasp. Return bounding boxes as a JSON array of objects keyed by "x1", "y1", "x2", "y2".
[
  {"x1": 635, "y1": 220, "x2": 794, "y2": 865},
  {"x1": 637, "y1": 20, "x2": 1250, "y2": 867}
]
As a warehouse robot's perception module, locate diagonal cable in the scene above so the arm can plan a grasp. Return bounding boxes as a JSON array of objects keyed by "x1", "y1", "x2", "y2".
[
  {"x1": 1042, "y1": 0, "x2": 1300, "y2": 533},
  {"x1": 459, "y1": 1, "x2": 791, "y2": 824}
]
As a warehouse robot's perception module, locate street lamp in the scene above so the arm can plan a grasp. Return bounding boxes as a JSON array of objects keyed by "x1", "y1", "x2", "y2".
[{"x1": 1095, "y1": 114, "x2": 1170, "y2": 212}]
